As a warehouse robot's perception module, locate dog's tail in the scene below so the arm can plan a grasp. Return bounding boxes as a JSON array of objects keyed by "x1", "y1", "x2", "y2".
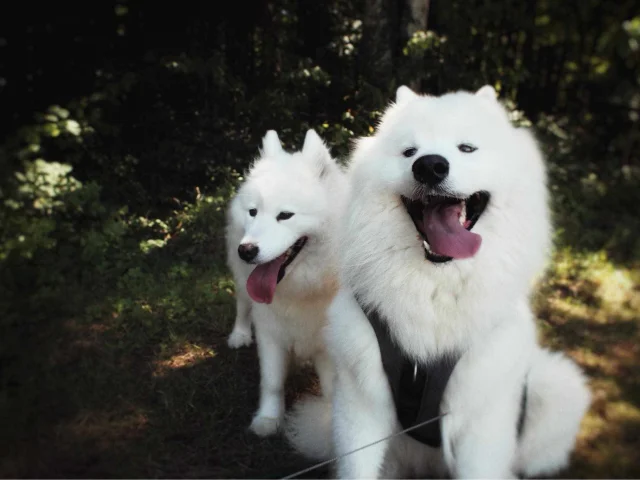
[
  {"x1": 285, "y1": 394, "x2": 334, "y2": 460},
  {"x1": 515, "y1": 348, "x2": 591, "y2": 477}
]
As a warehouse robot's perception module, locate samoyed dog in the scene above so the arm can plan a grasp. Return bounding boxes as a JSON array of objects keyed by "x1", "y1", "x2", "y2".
[
  {"x1": 286, "y1": 86, "x2": 591, "y2": 477},
  {"x1": 225, "y1": 129, "x2": 348, "y2": 436}
]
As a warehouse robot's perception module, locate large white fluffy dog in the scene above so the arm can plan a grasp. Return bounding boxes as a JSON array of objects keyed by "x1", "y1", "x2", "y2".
[
  {"x1": 286, "y1": 86, "x2": 591, "y2": 477},
  {"x1": 225, "y1": 129, "x2": 348, "y2": 436}
]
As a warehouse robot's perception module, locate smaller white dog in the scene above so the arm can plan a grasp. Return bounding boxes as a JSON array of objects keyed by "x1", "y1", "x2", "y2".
[{"x1": 225, "y1": 129, "x2": 348, "y2": 436}]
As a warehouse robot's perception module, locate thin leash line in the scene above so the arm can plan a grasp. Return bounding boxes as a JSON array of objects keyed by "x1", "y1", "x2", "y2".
[{"x1": 281, "y1": 412, "x2": 449, "y2": 479}]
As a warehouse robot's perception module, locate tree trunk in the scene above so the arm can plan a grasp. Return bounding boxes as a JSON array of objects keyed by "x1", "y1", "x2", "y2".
[
  {"x1": 359, "y1": 0, "x2": 429, "y2": 91},
  {"x1": 297, "y1": 0, "x2": 332, "y2": 63},
  {"x1": 404, "y1": 0, "x2": 429, "y2": 91},
  {"x1": 405, "y1": 0, "x2": 429, "y2": 37},
  {"x1": 516, "y1": 0, "x2": 538, "y2": 118},
  {"x1": 359, "y1": 0, "x2": 398, "y2": 90}
]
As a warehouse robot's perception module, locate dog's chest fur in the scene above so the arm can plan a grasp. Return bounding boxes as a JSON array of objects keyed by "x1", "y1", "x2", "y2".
[{"x1": 352, "y1": 262, "x2": 497, "y2": 361}]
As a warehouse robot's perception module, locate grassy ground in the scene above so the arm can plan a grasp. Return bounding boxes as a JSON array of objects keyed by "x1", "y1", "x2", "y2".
[
  {"x1": 537, "y1": 250, "x2": 640, "y2": 478},
  {"x1": 1, "y1": 193, "x2": 639, "y2": 478}
]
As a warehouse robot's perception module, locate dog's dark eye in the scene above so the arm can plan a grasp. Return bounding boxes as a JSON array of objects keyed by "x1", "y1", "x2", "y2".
[
  {"x1": 458, "y1": 144, "x2": 477, "y2": 153},
  {"x1": 402, "y1": 147, "x2": 417, "y2": 158},
  {"x1": 277, "y1": 211, "x2": 295, "y2": 221},
  {"x1": 249, "y1": 208, "x2": 258, "y2": 217}
]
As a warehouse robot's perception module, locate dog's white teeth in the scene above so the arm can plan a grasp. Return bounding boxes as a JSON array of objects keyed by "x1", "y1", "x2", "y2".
[
  {"x1": 460, "y1": 201, "x2": 467, "y2": 226},
  {"x1": 423, "y1": 240, "x2": 431, "y2": 252}
]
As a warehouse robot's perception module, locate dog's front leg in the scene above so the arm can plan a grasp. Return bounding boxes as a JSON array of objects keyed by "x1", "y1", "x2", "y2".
[
  {"x1": 250, "y1": 308, "x2": 288, "y2": 436},
  {"x1": 313, "y1": 350, "x2": 336, "y2": 399},
  {"x1": 227, "y1": 289, "x2": 253, "y2": 348},
  {"x1": 328, "y1": 288, "x2": 396, "y2": 479},
  {"x1": 441, "y1": 314, "x2": 535, "y2": 478},
  {"x1": 442, "y1": 394, "x2": 520, "y2": 478},
  {"x1": 333, "y1": 370, "x2": 395, "y2": 478}
]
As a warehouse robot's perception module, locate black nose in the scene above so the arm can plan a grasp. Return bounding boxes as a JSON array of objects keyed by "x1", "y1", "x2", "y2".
[
  {"x1": 238, "y1": 243, "x2": 259, "y2": 262},
  {"x1": 412, "y1": 155, "x2": 449, "y2": 186}
]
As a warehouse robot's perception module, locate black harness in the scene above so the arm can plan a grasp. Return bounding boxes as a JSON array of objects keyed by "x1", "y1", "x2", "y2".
[{"x1": 357, "y1": 298, "x2": 528, "y2": 449}]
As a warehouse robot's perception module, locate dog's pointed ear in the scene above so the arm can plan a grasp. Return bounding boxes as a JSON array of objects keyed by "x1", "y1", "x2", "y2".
[
  {"x1": 262, "y1": 130, "x2": 283, "y2": 156},
  {"x1": 476, "y1": 85, "x2": 498, "y2": 101},
  {"x1": 302, "y1": 129, "x2": 333, "y2": 179},
  {"x1": 396, "y1": 85, "x2": 419, "y2": 105},
  {"x1": 475, "y1": 85, "x2": 510, "y2": 122}
]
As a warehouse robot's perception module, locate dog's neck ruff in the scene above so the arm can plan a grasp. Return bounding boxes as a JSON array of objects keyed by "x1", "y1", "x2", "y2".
[{"x1": 356, "y1": 296, "x2": 462, "y2": 448}]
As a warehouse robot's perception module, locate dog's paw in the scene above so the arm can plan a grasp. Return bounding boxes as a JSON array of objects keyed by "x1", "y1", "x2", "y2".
[
  {"x1": 249, "y1": 415, "x2": 281, "y2": 437},
  {"x1": 227, "y1": 329, "x2": 253, "y2": 349}
]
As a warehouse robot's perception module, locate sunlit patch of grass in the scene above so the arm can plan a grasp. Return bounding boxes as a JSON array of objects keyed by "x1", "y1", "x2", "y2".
[
  {"x1": 546, "y1": 248, "x2": 638, "y2": 304},
  {"x1": 153, "y1": 342, "x2": 216, "y2": 378},
  {"x1": 571, "y1": 399, "x2": 640, "y2": 478},
  {"x1": 537, "y1": 247, "x2": 640, "y2": 477},
  {"x1": 214, "y1": 275, "x2": 236, "y2": 297}
]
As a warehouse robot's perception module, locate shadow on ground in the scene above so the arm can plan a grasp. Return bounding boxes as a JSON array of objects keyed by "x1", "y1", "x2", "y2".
[{"x1": 0, "y1": 199, "x2": 321, "y2": 478}]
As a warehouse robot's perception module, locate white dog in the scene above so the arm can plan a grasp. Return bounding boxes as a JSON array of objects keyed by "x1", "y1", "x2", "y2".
[
  {"x1": 286, "y1": 86, "x2": 591, "y2": 478},
  {"x1": 225, "y1": 129, "x2": 348, "y2": 436}
]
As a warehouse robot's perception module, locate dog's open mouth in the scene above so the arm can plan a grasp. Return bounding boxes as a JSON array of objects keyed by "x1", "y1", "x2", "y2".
[
  {"x1": 402, "y1": 191, "x2": 490, "y2": 263},
  {"x1": 246, "y1": 237, "x2": 308, "y2": 304}
]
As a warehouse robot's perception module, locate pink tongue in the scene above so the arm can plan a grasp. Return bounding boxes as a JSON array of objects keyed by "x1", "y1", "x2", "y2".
[
  {"x1": 246, "y1": 254, "x2": 287, "y2": 304},
  {"x1": 423, "y1": 203, "x2": 482, "y2": 259}
]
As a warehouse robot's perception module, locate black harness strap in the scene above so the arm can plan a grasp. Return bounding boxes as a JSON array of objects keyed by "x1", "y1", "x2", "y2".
[
  {"x1": 517, "y1": 374, "x2": 528, "y2": 438},
  {"x1": 358, "y1": 298, "x2": 529, "y2": 448},
  {"x1": 360, "y1": 300, "x2": 461, "y2": 448}
]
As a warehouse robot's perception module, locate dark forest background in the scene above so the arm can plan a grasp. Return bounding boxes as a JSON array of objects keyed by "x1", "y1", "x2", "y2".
[{"x1": 1, "y1": 1, "x2": 639, "y2": 478}]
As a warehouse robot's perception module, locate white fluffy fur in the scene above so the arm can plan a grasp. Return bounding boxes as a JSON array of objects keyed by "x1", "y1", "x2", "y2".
[
  {"x1": 226, "y1": 129, "x2": 348, "y2": 436},
  {"x1": 286, "y1": 87, "x2": 591, "y2": 477}
]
